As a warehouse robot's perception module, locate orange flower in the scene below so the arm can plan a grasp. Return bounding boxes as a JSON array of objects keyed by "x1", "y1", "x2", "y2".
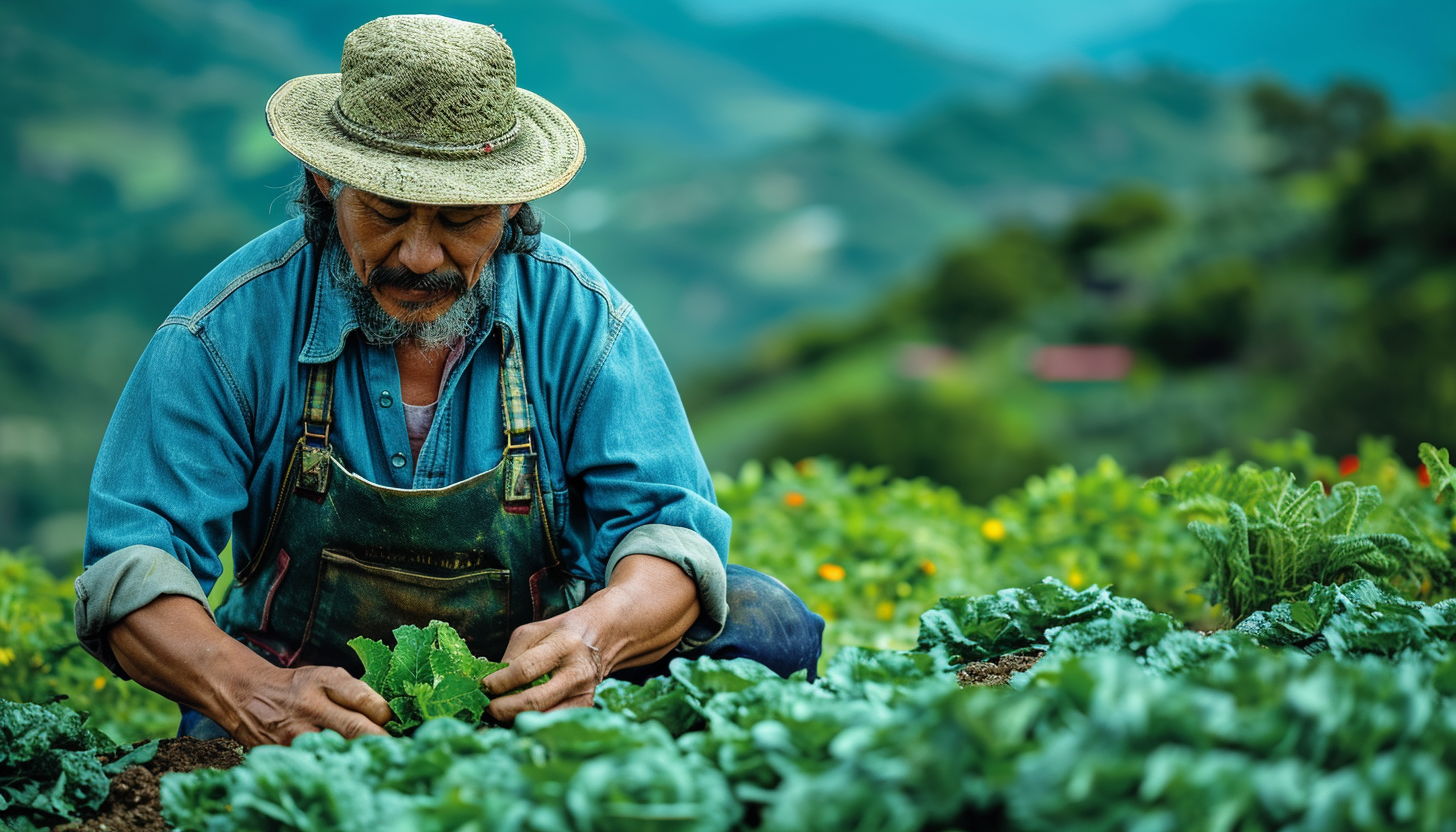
[
  {"x1": 1339, "y1": 455, "x2": 1360, "y2": 476},
  {"x1": 818, "y1": 563, "x2": 846, "y2": 582},
  {"x1": 784, "y1": 491, "x2": 806, "y2": 508},
  {"x1": 1419, "y1": 464, "x2": 1432, "y2": 488},
  {"x1": 92, "y1": 676, "x2": 106, "y2": 691},
  {"x1": 920, "y1": 560, "x2": 937, "y2": 576}
]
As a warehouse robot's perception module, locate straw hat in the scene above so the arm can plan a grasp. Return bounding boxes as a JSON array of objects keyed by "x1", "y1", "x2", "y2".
[{"x1": 265, "y1": 14, "x2": 584, "y2": 205}]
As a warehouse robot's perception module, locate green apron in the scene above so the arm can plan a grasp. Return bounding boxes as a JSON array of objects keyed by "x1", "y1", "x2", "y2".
[{"x1": 215, "y1": 325, "x2": 571, "y2": 673}]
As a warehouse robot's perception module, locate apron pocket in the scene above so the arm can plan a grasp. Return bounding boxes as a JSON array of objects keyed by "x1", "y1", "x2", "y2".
[{"x1": 302, "y1": 548, "x2": 513, "y2": 672}]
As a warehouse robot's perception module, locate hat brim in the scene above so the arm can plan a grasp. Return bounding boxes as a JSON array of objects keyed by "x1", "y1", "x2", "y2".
[{"x1": 266, "y1": 74, "x2": 585, "y2": 205}]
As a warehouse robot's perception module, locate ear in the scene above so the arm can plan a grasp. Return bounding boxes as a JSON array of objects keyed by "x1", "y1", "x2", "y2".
[
  {"x1": 309, "y1": 170, "x2": 335, "y2": 196},
  {"x1": 506, "y1": 203, "x2": 522, "y2": 219}
]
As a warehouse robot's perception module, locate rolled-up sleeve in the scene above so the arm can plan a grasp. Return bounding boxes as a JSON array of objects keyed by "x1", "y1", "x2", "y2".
[
  {"x1": 79, "y1": 322, "x2": 251, "y2": 673},
  {"x1": 564, "y1": 310, "x2": 731, "y2": 647}
]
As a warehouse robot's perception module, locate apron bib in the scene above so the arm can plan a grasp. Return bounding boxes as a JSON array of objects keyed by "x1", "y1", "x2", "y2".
[{"x1": 216, "y1": 325, "x2": 570, "y2": 672}]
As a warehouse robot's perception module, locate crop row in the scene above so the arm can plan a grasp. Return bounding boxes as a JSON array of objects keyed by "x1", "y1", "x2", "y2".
[{"x1": 137, "y1": 578, "x2": 1456, "y2": 832}]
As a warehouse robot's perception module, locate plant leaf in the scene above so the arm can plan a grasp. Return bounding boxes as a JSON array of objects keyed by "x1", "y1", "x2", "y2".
[{"x1": 347, "y1": 636, "x2": 394, "y2": 693}]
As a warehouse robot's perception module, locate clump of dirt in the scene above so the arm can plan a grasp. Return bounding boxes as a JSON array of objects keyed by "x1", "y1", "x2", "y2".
[
  {"x1": 957, "y1": 651, "x2": 1044, "y2": 687},
  {"x1": 54, "y1": 737, "x2": 244, "y2": 832}
]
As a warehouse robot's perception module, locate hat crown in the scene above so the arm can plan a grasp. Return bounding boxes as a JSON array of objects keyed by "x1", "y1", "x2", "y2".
[{"x1": 336, "y1": 15, "x2": 518, "y2": 151}]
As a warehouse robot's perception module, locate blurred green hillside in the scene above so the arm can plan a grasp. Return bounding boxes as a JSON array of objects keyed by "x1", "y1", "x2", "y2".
[
  {"x1": 687, "y1": 81, "x2": 1456, "y2": 502},
  {"x1": 0, "y1": 0, "x2": 1264, "y2": 555}
]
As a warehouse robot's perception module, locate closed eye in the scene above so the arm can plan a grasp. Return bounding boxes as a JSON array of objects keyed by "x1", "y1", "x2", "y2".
[
  {"x1": 440, "y1": 213, "x2": 487, "y2": 230},
  {"x1": 371, "y1": 206, "x2": 408, "y2": 224}
]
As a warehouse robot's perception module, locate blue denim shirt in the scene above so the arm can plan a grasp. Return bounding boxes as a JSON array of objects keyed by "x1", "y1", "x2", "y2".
[{"x1": 75, "y1": 218, "x2": 730, "y2": 670}]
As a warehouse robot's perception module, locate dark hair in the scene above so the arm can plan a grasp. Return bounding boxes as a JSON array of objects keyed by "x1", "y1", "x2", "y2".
[{"x1": 290, "y1": 166, "x2": 544, "y2": 254}]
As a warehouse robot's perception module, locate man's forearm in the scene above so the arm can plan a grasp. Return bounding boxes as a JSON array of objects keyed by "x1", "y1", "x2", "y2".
[
  {"x1": 107, "y1": 595, "x2": 391, "y2": 746},
  {"x1": 105, "y1": 595, "x2": 270, "y2": 723},
  {"x1": 585, "y1": 553, "x2": 702, "y2": 671}
]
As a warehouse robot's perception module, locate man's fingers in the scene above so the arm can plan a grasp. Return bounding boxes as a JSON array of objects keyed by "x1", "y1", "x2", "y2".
[
  {"x1": 542, "y1": 692, "x2": 595, "y2": 713},
  {"x1": 317, "y1": 666, "x2": 394, "y2": 726},
  {"x1": 484, "y1": 632, "x2": 569, "y2": 695},
  {"x1": 487, "y1": 671, "x2": 580, "y2": 724},
  {"x1": 329, "y1": 713, "x2": 389, "y2": 739},
  {"x1": 499, "y1": 619, "x2": 554, "y2": 663}
]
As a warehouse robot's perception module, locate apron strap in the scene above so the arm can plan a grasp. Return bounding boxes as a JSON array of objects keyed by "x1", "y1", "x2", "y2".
[
  {"x1": 499, "y1": 328, "x2": 533, "y2": 453},
  {"x1": 302, "y1": 361, "x2": 336, "y2": 448},
  {"x1": 297, "y1": 361, "x2": 337, "y2": 496},
  {"x1": 498, "y1": 327, "x2": 537, "y2": 509}
]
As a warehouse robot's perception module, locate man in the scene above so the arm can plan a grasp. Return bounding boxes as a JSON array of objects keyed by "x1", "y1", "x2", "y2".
[{"x1": 75, "y1": 14, "x2": 823, "y2": 746}]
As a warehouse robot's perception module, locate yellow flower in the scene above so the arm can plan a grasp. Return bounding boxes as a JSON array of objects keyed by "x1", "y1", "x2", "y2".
[
  {"x1": 980, "y1": 518, "x2": 1007, "y2": 542},
  {"x1": 920, "y1": 560, "x2": 937, "y2": 576},
  {"x1": 93, "y1": 676, "x2": 107, "y2": 691},
  {"x1": 875, "y1": 600, "x2": 896, "y2": 621},
  {"x1": 896, "y1": 581, "x2": 912, "y2": 598},
  {"x1": 818, "y1": 563, "x2": 846, "y2": 582},
  {"x1": 784, "y1": 491, "x2": 806, "y2": 508},
  {"x1": 0, "y1": 647, "x2": 14, "y2": 666},
  {"x1": 1068, "y1": 568, "x2": 1086, "y2": 589}
]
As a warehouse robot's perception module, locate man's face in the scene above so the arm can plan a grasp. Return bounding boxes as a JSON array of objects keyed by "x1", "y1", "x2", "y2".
[{"x1": 315, "y1": 171, "x2": 517, "y2": 329}]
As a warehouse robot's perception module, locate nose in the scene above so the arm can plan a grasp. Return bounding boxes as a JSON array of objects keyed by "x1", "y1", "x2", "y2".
[{"x1": 397, "y1": 222, "x2": 446, "y2": 275}]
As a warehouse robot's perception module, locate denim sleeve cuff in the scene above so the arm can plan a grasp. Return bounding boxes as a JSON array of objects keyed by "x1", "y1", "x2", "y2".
[
  {"x1": 74, "y1": 544, "x2": 214, "y2": 677},
  {"x1": 603, "y1": 524, "x2": 728, "y2": 651}
]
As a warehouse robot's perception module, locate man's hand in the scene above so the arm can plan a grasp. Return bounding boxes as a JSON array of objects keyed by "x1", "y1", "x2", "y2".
[
  {"x1": 482, "y1": 555, "x2": 700, "y2": 724},
  {"x1": 482, "y1": 614, "x2": 605, "y2": 721},
  {"x1": 222, "y1": 664, "x2": 392, "y2": 747},
  {"x1": 107, "y1": 595, "x2": 391, "y2": 748}
]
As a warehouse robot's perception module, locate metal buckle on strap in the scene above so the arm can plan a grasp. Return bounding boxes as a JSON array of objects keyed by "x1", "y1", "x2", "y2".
[
  {"x1": 302, "y1": 421, "x2": 330, "y2": 449},
  {"x1": 505, "y1": 434, "x2": 533, "y2": 455}
]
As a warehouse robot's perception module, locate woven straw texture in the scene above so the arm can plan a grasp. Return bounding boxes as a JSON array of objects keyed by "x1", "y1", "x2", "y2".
[{"x1": 266, "y1": 15, "x2": 584, "y2": 205}]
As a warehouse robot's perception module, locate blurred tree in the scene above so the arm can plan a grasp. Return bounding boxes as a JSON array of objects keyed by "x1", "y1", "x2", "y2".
[
  {"x1": 759, "y1": 384, "x2": 1057, "y2": 503},
  {"x1": 1133, "y1": 257, "x2": 1259, "y2": 368},
  {"x1": 1060, "y1": 185, "x2": 1174, "y2": 287},
  {"x1": 920, "y1": 226, "x2": 1069, "y2": 347},
  {"x1": 1329, "y1": 125, "x2": 1456, "y2": 265},
  {"x1": 1299, "y1": 267, "x2": 1456, "y2": 456},
  {"x1": 1248, "y1": 78, "x2": 1390, "y2": 177}
]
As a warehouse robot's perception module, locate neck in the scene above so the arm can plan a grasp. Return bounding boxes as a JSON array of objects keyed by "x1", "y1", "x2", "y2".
[{"x1": 395, "y1": 338, "x2": 456, "y2": 406}]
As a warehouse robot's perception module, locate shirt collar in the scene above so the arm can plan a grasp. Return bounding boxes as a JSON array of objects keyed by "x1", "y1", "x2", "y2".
[{"x1": 296, "y1": 245, "x2": 514, "y2": 364}]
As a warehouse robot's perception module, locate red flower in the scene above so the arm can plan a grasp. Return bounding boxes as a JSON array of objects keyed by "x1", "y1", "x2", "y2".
[
  {"x1": 1418, "y1": 464, "x2": 1432, "y2": 488},
  {"x1": 1339, "y1": 455, "x2": 1360, "y2": 477}
]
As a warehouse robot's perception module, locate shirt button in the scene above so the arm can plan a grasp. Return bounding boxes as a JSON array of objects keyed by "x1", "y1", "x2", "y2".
[
  {"x1": 391, "y1": 452, "x2": 407, "y2": 469},
  {"x1": 379, "y1": 391, "x2": 393, "y2": 408}
]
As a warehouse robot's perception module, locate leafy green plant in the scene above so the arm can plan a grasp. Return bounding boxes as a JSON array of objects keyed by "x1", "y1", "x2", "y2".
[
  {"x1": 719, "y1": 454, "x2": 1212, "y2": 659},
  {"x1": 1152, "y1": 461, "x2": 1419, "y2": 622},
  {"x1": 0, "y1": 551, "x2": 177, "y2": 743},
  {"x1": 0, "y1": 698, "x2": 158, "y2": 831},
  {"x1": 348, "y1": 620, "x2": 530, "y2": 734},
  {"x1": 161, "y1": 612, "x2": 1456, "y2": 832},
  {"x1": 917, "y1": 578, "x2": 1147, "y2": 664}
]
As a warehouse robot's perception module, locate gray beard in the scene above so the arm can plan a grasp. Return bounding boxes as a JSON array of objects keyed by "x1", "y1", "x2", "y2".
[{"x1": 323, "y1": 238, "x2": 492, "y2": 351}]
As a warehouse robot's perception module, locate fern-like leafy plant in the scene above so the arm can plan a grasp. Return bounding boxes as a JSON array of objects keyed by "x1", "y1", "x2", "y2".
[{"x1": 1150, "y1": 464, "x2": 1413, "y2": 622}]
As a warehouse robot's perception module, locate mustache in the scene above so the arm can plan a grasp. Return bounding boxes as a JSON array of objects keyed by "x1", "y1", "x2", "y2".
[{"x1": 366, "y1": 265, "x2": 469, "y2": 295}]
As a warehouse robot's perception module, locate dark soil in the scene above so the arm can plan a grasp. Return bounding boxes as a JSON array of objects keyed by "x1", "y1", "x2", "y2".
[
  {"x1": 53, "y1": 738, "x2": 244, "y2": 832},
  {"x1": 957, "y1": 651, "x2": 1045, "y2": 687}
]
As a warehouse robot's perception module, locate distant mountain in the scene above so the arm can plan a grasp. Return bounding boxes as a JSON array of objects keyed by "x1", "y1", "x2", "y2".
[{"x1": 1085, "y1": 0, "x2": 1456, "y2": 110}]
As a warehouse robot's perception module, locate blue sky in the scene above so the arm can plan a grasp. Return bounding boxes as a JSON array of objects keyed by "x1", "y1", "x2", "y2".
[{"x1": 685, "y1": 0, "x2": 1195, "y2": 67}]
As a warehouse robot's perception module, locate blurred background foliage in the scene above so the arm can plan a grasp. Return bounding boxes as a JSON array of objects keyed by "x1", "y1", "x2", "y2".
[{"x1": 1, "y1": 0, "x2": 1454, "y2": 567}]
